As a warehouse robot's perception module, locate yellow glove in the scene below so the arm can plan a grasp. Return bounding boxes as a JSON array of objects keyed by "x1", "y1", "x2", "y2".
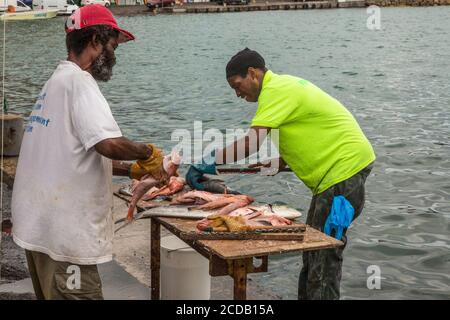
[{"x1": 129, "y1": 144, "x2": 164, "y2": 180}]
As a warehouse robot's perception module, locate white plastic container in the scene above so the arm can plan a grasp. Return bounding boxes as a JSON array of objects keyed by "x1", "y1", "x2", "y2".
[
  {"x1": 160, "y1": 235, "x2": 211, "y2": 300},
  {"x1": 0, "y1": 113, "x2": 24, "y2": 156}
]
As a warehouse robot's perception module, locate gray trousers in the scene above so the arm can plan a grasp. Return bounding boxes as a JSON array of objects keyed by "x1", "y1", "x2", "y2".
[{"x1": 298, "y1": 163, "x2": 373, "y2": 300}]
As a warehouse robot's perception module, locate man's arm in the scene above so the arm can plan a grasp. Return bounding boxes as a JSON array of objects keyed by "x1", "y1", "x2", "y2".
[
  {"x1": 95, "y1": 137, "x2": 160, "y2": 177},
  {"x1": 94, "y1": 137, "x2": 168, "y2": 180},
  {"x1": 215, "y1": 126, "x2": 271, "y2": 164},
  {"x1": 112, "y1": 160, "x2": 132, "y2": 177},
  {"x1": 186, "y1": 126, "x2": 276, "y2": 190},
  {"x1": 95, "y1": 137, "x2": 152, "y2": 161}
]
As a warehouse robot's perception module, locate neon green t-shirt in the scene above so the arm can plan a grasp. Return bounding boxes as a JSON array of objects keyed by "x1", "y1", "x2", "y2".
[{"x1": 251, "y1": 70, "x2": 376, "y2": 195}]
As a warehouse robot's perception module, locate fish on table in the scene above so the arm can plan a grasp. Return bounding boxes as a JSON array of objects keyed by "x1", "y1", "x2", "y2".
[
  {"x1": 126, "y1": 149, "x2": 182, "y2": 221},
  {"x1": 141, "y1": 176, "x2": 185, "y2": 201},
  {"x1": 196, "y1": 205, "x2": 294, "y2": 232},
  {"x1": 171, "y1": 190, "x2": 254, "y2": 215},
  {"x1": 115, "y1": 155, "x2": 302, "y2": 233}
]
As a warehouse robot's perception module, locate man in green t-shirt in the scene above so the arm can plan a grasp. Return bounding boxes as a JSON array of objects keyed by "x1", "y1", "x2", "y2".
[{"x1": 186, "y1": 48, "x2": 375, "y2": 300}]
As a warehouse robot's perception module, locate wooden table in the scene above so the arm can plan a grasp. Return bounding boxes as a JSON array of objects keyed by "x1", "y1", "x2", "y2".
[
  {"x1": 114, "y1": 187, "x2": 343, "y2": 300},
  {"x1": 150, "y1": 216, "x2": 343, "y2": 300}
]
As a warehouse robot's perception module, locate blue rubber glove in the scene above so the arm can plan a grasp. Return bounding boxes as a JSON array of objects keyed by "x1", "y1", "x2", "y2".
[
  {"x1": 324, "y1": 196, "x2": 355, "y2": 240},
  {"x1": 185, "y1": 150, "x2": 217, "y2": 190}
]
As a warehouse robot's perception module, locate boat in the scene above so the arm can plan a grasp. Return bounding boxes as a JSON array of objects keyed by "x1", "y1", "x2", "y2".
[
  {"x1": 0, "y1": 0, "x2": 27, "y2": 11},
  {"x1": 32, "y1": 0, "x2": 79, "y2": 16},
  {"x1": 0, "y1": 8, "x2": 58, "y2": 20},
  {"x1": 0, "y1": 0, "x2": 59, "y2": 20}
]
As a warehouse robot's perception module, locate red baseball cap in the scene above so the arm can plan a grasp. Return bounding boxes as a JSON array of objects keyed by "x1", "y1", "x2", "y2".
[{"x1": 65, "y1": 4, "x2": 135, "y2": 43}]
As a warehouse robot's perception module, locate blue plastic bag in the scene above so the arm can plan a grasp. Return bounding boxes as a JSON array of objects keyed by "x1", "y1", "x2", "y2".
[{"x1": 324, "y1": 196, "x2": 354, "y2": 240}]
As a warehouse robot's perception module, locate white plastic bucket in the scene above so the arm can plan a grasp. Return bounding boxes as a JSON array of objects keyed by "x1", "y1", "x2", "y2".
[{"x1": 160, "y1": 235, "x2": 211, "y2": 300}]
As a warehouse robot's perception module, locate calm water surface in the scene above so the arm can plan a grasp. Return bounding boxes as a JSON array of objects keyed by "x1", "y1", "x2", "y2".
[{"x1": 1, "y1": 7, "x2": 449, "y2": 299}]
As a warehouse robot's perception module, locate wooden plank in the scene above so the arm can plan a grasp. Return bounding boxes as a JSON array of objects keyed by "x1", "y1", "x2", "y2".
[
  {"x1": 150, "y1": 218, "x2": 161, "y2": 300},
  {"x1": 253, "y1": 256, "x2": 268, "y2": 273},
  {"x1": 233, "y1": 259, "x2": 248, "y2": 300},
  {"x1": 180, "y1": 231, "x2": 304, "y2": 241},
  {"x1": 209, "y1": 255, "x2": 269, "y2": 277},
  {"x1": 209, "y1": 255, "x2": 231, "y2": 277}
]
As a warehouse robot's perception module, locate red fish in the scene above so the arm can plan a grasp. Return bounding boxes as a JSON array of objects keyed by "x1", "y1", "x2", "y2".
[{"x1": 126, "y1": 149, "x2": 182, "y2": 221}]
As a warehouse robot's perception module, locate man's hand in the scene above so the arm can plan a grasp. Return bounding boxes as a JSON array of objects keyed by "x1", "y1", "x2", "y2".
[
  {"x1": 94, "y1": 138, "x2": 169, "y2": 181},
  {"x1": 185, "y1": 150, "x2": 217, "y2": 190},
  {"x1": 129, "y1": 144, "x2": 166, "y2": 180}
]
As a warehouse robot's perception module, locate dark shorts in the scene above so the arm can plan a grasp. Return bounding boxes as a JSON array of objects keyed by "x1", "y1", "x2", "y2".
[{"x1": 25, "y1": 250, "x2": 104, "y2": 300}]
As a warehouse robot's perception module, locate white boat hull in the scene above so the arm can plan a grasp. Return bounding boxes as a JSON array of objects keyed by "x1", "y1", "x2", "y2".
[{"x1": 0, "y1": 9, "x2": 58, "y2": 20}]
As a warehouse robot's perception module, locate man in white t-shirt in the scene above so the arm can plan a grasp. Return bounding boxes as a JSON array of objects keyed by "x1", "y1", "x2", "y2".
[{"x1": 11, "y1": 5, "x2": 164, "y2": 300}]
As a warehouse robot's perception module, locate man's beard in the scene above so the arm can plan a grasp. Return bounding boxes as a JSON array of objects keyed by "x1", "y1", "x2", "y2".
[{"x1": 91, "y1": 47, "x2": 116, "y2": 82}]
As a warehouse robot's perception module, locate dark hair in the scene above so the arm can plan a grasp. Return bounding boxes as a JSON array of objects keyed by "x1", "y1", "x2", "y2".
[
  {"x1": 226, "y1": 48, "x2": 267, "y2": 78},
  {"x1": 66, "y1": 25, "x2": 119, "y2": 56}
]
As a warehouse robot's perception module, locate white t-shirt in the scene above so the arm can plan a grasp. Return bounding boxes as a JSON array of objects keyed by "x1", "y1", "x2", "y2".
[{"x1": 12, "y1": 61, "x2": 122, "y2": 265}]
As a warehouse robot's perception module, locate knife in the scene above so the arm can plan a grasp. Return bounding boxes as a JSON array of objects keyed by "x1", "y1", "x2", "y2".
[{"x1": 216, "y1": 167, "x2": 292, "y2": 174}]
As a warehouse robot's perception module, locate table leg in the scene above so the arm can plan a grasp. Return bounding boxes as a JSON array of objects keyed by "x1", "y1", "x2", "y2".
[
  {"x1": 232, "y1": 259, "x2": 248, "y2": 300},
  {"x1": 151, "y1": 217, "x2": 161, "y2": 300}
]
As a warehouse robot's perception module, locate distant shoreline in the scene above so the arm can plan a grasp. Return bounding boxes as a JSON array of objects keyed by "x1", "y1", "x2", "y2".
[{"x1": 110, "y1": 1, "x2": 450, "y2": 16}]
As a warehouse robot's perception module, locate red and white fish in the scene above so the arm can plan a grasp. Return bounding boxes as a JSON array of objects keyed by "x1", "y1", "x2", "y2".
[{"x1": 126, "y1": 149, "x2": 182, "y2": 221}]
